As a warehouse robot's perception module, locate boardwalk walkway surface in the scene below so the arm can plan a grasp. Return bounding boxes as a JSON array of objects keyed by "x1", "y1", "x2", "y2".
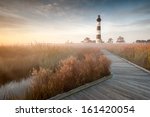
[{"x1": 54, "y1": 50, "x2": 150, "y2": 100}]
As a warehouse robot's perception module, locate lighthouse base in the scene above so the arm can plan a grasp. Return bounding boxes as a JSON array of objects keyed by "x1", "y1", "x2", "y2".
[{"x1": 96, "y1": 39, "x2": 103, "y2": 43}]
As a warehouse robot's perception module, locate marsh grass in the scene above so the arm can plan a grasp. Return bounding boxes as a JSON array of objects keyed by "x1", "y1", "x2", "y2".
[
  {"x1": 104, "y1": 43, "x2": 150, "y2": 70},
  {"x1": 0, "y1": 44, "x2": 78, "y2": 86},
  {"x1": 0, "y1": 44, "x2": 111, "y2": 99},
  {"x1": 26, "y1": 47, "x2": 111, "y2": 99}
]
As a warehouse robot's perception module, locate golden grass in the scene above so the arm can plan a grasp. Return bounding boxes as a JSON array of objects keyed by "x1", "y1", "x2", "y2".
[
  {"x1": 0, "y1": 44, "x2": 78, "y2": 86},
  {"x1": 0, "y1": 44, "x2": 111, "y2": 99},
  {"x1": 25, "y1": 46, "x2": 111, "y2": 99},
  {"x1": 104, "y1": 43, "x2": 150, "y2": 70}
]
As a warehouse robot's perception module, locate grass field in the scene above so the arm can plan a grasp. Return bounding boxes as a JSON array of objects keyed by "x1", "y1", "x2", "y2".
[
  {"x1": 0, "y1": 44, "x2": 111, "y2": 99},
  {"x1": 0, "y1": 44, "x2": 77, "y2": 86},
  {"x1": 104, "y1": 43, "x2": 150, "y2": 70}
]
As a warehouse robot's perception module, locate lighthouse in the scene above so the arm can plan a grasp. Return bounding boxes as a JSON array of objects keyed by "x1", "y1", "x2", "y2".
[{"x1": 96, "y1": 15, "x2": 102, "y2": 43}]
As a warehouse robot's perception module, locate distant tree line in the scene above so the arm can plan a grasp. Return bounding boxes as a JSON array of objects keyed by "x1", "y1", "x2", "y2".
[{"x1": 136, "y1": 39, "x2": 150, "y2": 43}]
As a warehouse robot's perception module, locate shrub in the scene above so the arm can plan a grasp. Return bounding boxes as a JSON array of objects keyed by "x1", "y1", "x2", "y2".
[{"x1": 26, "y1": 47, "x2": 111, "y2": 99}]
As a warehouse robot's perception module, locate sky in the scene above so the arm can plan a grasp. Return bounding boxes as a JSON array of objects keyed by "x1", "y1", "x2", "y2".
[{"x1": 0, "y1": 0, "x2": 150, "y2": 44}]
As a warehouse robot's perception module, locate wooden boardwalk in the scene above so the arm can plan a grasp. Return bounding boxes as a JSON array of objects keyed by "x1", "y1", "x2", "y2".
[{"x1": 55, "y1": 50, "x2": 150, "y2": 100}]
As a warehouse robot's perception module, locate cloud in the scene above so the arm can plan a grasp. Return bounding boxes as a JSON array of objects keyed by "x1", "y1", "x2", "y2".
[
  {"x1": 0, "y1": 0, "x2": 150, "y2": 29},
  {"x1": 114, "y1": 18, "x2": 150, "y2": 27},
  {"x1": 131, "y1": 3, "x2": 150, "y2": 15},
  {"x1": 36, "y1": 2, "x2": 62, "y2": 15},
  {"x1": 0, "y1": 0, "x2": 104, "y2": 21},
  {"x1": 116, "y1": 2, "x2": 150, "y2": 18},
  {"x1": 130, "y1": 19, "x2": 150, "y2": 26},
  {"x1": 0, "y1": 12, "x2": 27, "y2": 28}
]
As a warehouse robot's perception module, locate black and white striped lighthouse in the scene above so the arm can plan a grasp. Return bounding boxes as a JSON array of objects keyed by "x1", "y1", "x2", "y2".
[{"x1": 96, "y1": 15, "x2": 102, "y2": 43}]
